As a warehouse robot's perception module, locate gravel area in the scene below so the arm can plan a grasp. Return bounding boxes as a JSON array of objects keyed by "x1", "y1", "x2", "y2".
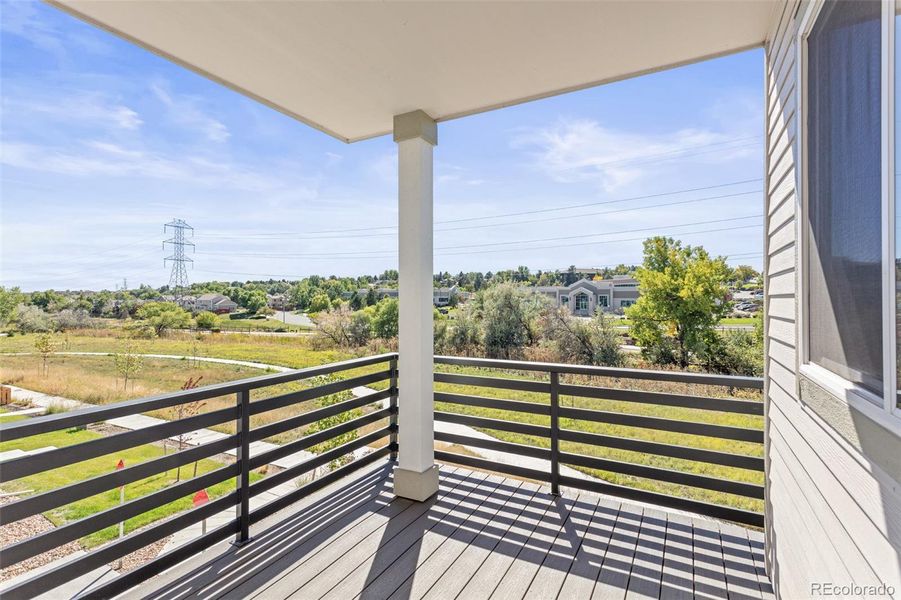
[
  {"x1": 113, "y1": 534, "x2": 171, "y2": 573},
  {"x1": 0, "y1": 496, "x2": 82, "y2": 582}
]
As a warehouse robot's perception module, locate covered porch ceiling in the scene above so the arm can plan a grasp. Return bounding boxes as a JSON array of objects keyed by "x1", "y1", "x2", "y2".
[{"x1": 51, "y1": 0, "x2": 778, "y2": 143}]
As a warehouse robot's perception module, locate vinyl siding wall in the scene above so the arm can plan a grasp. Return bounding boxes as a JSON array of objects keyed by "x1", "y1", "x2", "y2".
[{"x1": 764, "y1": 2, "x2": 901, "y2": 597}]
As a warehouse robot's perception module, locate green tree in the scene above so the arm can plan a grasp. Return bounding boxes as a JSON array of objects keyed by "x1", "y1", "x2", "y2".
[
  {"x1": 114, "y1": 339, "x2": 145, "y2": 391},
  {"x1": 365, "y1": 287, "x2": 378, "y2": 307},
  {"x1": 309, "y1": 292, "x2": 331, "y2": 313},
  {"x1": 34, "y1": 333, "x2": 57, "y2": 376},
  {"x1": 0, "y1": 287, "x2": 24, "y2": 325},
  {"x1": 478, "y1": 283, "x2": 545, "y2": 359},
  {"x1": 241, "y1": 289, "x2": 268, "y2": 314},
  {"x1": 135, "y1": 302, "x2": 193, "y2": 336},
  {"x1": 370, "y1": 298, "x2": 399, "y2": 339},
  {"x1": 195, "y1": 311, "x2": 220, "y2": 330},
  {"x1": 627, "y1": 236, "x2": 732, "y2": 368}
]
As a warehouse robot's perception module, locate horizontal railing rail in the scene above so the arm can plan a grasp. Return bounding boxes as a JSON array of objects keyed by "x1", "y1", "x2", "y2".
[
  {"x1": 433, "y1": 355, "x2": 765, "y2": 527},
  {"x1": 0, "y1": 353, "x2": 398, "y2": 600}
]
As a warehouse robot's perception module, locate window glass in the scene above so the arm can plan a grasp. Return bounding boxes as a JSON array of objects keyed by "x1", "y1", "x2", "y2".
[{"x1": 807, "y1": 0, "x2": 883, "y2": 396}]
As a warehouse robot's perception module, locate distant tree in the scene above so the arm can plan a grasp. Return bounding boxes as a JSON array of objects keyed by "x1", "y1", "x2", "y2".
[
  {"x1": 0, "y1": 287, "x2": 24, "y2": 325},
  {"x1": 627, "y1": 236, "x2": 732, "y2": 368},
  {"x1": 370, "y1": 298, "x2": 399, "y2": 339},
  {"x1": 308, "y1": 292, "x2": 331, "y2": 313},
  {"x1": 440, "y1": 306, "x2": 481, "y2": 356},
  {"x1": 314, "y1": 306, "x2": 371, "y2": 347},
  {"x1": 541, "y1": 308, "x2": 624, "y2": 367},
  {"x1": 195, "y1": 311, "x2": 220, "y2": 330},
  {"x1": 33, "y1": 333, "x2": 57, "y2": 376},
  {"x1": 349, "y1": 291, "x2": 364, "y2": 311},
  {"x1": 135, "y1": 302, "x2": 193, "y2": 336},
  {"x1": 241, "y1": 289, "x2": 268, "y2": 314},
  {"x1": 564, "y1": 265, "x2": 578, "y2": 286},
  {"x1": 365, "y1": 287, "x2": 378, "y2": 307},
  {"x1": 114, "y1": 339, "x2": 144, "y2": 391},
  {"x1": 730, "y1": 265, "x2": 759, "y2": 288},
  {"x1": 54, "y1": 308, "x2": 92, "y2": 331},
  {"x1": 478, "y1": 283, "x2": 545, "y2": 359},
  {"x1": 29, "y1": 290, "x2": 66, "y2": 311},
  {"x1": 16, "y1": 304, "x2": 53, "y2": 333}
]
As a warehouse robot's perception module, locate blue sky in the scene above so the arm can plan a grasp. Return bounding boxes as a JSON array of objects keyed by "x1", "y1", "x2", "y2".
[{"x1": 0, "y1": 1, "x2": 764, "y2": 292}]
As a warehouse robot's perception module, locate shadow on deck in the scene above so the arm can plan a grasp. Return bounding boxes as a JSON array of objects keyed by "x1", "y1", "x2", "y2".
[{"x1": 129, "y1": 462, "x2": 773, "y2": 600}]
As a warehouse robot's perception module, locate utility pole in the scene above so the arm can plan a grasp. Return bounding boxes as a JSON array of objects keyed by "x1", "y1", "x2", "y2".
[{"x1": 164, "y1": 219, "x2": 194, "y2": 302}]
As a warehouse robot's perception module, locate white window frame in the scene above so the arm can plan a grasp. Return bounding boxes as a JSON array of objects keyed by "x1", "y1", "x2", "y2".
[{"x1": 796, "y1": 0, "x2": 901, "y2": 433}]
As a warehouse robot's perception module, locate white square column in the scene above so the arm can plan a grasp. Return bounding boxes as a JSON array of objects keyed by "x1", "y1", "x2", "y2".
[{"x1": 393, "y1": 110, "x2": 439, "y2": 501}]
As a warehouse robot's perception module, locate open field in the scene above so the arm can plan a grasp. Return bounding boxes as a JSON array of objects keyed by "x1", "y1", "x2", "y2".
[
  {"x1": 433, "y1": 362, "x2": 764, "y2": 513},
  {"x1": 2, "y1": 329, "x2": 762, "y2": 513},
  {"x1": 0, "y1": 426, "x2": 262, "y2": 548}
]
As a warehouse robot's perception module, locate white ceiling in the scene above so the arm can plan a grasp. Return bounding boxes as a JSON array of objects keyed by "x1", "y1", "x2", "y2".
[{"x1": 52, "y1": 1, "x2": 778, "y2": 143}]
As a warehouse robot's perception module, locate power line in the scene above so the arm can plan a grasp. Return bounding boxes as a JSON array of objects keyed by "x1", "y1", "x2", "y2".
[
  {"x1": 195, "y1": 177, "x2": 764, "y2": 240},
  {"x1": 194, "y1": 214, "x2": 762, "y2": 260},
  {"x1": 437, "y1": 223, "x2": 763, "y2": 256}
]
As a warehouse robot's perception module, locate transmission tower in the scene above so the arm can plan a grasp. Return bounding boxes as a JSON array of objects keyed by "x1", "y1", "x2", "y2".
[{"x1": 163, "y1": 219, "x2": 195, "y2": 300}]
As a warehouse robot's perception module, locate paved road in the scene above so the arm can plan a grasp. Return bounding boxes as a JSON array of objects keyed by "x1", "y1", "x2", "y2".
[{"x1": 268, "y1": 311, "x2": 314, "y2": 327}]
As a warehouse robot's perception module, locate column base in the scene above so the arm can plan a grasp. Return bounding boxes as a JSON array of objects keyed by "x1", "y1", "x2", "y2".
[{"x1": 393, "y1": 465, "x2": 439, "y2": 501}]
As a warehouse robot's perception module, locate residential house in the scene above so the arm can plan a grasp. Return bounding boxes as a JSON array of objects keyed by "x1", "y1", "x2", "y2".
[
  {"x1": 194, "y1": 293, "x2": 238, "y2": 314},
  {"x1": 266, "y1": 293, "x2": 290, "y2": 311},
  {"x1": 432, "y1": 286, "x2": 458, "y2": 307}
]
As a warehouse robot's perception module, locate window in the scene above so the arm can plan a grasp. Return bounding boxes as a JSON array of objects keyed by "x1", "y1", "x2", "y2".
[
  {"x1": 805, "y1": 0, "x2": 883, "y2": 395},
  {"x1": 799, "y1": 0, "x2": 901, "y2": 424},
  {"x1": 575, "y1": 293, "x2": 589, "y2": 311},
  {"x1": 620, "y1": 299, "x2": 635, "y2": 308},
  {"x1": 598, "y1": 295, "x2": 609, "y2": 307}
]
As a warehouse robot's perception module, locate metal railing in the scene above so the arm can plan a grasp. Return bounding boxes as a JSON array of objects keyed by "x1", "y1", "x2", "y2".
[
  {"x1": 432, "y1": 355, "x2": 765, "y2": 527},
  {"x1": 0, "y1": 353, "x2": 398, "y2": 600}
]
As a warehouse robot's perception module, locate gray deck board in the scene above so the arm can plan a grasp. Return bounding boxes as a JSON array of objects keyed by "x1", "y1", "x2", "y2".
[
  {"x1": 455, "y1": 484, "x2": 558, "y2": 600},
  {"x1": 387, "y1": 477, "x2": 528, "y2": 600},
  {"x1": 130, "y1": 462, "x2": 773, "y2": 600},
  {"x1": 555, "y1": 497, "x2": 620, "y2": 599},
  {"x1": 691, "y1": 516, "x2": 729, "y2": 599},
  {"x1": 489, "y1": 492, "x2": 582, "y2": 599},
  {"x1": 297, "y1": 467, "x2": 489, "y2": 600},
  {"x1": 625, "y1": 507, "x2": 666, "y2": 599},
  {"x1": 659, "y1": 511, "x2": 695, "y2": 600},
  {"x1": 523, "y1": 493, "x2": 600, "y2": 599},
  {"x1": 420, "y1": 481, "x2": 541, "y2": 600}
]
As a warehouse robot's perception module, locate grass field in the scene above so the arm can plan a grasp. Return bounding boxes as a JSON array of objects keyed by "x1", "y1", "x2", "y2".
[{"x1": 0, "y1": 426, "x2": 263, "y2": 547}]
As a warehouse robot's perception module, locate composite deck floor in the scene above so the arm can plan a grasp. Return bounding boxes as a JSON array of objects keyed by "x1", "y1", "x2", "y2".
[{"x1": 131, "y1": 462, "x2": 773, "y2": 600}]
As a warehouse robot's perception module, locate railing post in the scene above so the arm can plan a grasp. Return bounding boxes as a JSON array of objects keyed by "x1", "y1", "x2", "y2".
[
  {"x1": 389, "y1": 357, "x2": 399, "y2": 462},
  {"x1": 550, "y1": 370, "x2": 560, "y2": 496},
  {"x1": 234, "y1": 388, "x2": 251, "y2": 546}
]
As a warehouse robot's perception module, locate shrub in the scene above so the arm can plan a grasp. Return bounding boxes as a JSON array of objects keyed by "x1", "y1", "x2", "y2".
[
  {"x1": 135, "y1": 302, "x2": 193, "y2": 336},
  {"x1": 16, "y1": 304, "x2": 53, "y2": 333},
  {"x1": 540, "y1": 308, "x2": 625, "y2": 367},
  {"x1": 195, "y1": 311, "x2": 221, "y2": 330},
  {"x1": 54, "y1": 308, "x2": 93, "y2": 332}
]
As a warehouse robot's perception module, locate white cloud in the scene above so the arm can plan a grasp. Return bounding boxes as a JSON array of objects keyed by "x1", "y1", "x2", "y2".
[
  {"x1": 1, "y1": 139, "x2": 285, "y2": 192},
  {"x1": 511, "y1": 118, "x2": 756, "y2": 191},
  {"x1": 150, "y1": 82, "x2": 230, "y2": 142},
  {"x1": 2, "y1": 91, "x2": 142, "y2": 131}
]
